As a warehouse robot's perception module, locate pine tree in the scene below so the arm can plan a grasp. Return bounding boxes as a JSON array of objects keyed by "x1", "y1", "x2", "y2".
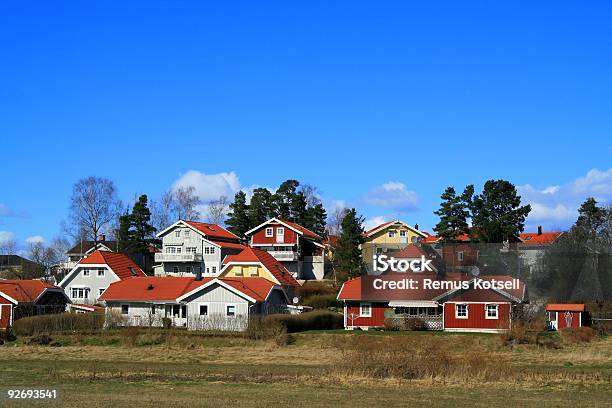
[
  {"x1": 226, "y1": 191, "x2": 250, "y2": 238},
  {"x1": 304, "y1": 203, "x2": 327, "y2": 237},
  {"x1": 248, "y1": 188, "x2": 274, "y2": 227},
  {"x1": 273, "y1": 179, "x2": 299, "y2": 220},
  {"x1": 433, "y1": 186, "x2": 471, "y2": 241},
  {"x1": 129, "y1": 195, "x2": 157, "y2": 253},
  {"x1": 575, "y1": 197, "x2": 606, "y2": 238},
  {"x1": 335, "y1": 208, "x2": 365, "y2": 280},
  {"x1": 289, "y1": 191, "x2": 308, "y2": 225},
  {"x1": 470, "y1": 180, "x2": 531, "y2": 243},
  {"x1": 117, "y1": 211, "x2": 132, "y2": 252}
]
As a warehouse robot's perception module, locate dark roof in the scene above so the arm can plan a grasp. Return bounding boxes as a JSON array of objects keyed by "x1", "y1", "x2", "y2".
[
  {"x1": 0, "y1": 255, "x2": 41, "y2": 269},
  {"x1": 66, "y1": 241, "x2": 118, "y2": 255}
]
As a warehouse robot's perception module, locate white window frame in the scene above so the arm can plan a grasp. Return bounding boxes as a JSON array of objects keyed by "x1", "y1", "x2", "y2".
[
  {"x1": 265, "y1": 227, "x2": 273, "y2": 237},
  {"x1": 388, "y1": 230, "x2": 396, "y2": 238},
  {"x1": 276, "y1": 227, "x2": 284, "y2": 236},
  {"x1": 457, "y1": 251, "x2": 464, "y2": 261},
  {"x1": 199, "y1": 303, "x2": 209, "y2": 316},
  {"x1": 82, "y1": 268, "x2": 90, "y2": 277},
  {"x1": 97, "y1": 268, "x2": 105, "y2": 277},
  {"x1": 455, "y1": 304, "x2": 468, "y2": 319},
  {"x1": 485, "y1": 304, "x2": 499, "y2": 320},
  {"x1": 98, "y1": 288, "x2": 106, "y2": 297},
  {"x1": 173, "y1": 266, "x2": 179, "y2": 273},
  {"x1": 360, "y1": 302, "x2": 372, "y2": 317},
  {"x1": 212, "y1": 266, "x2": 217, "y2": 274},
  {"x1": 121, "y1": 304, "x2": 129, "y2": 315},
  {"x1": 226, "y1": 304, "x2": 237, "y2": 317},
  {"x1": 175, "y1": 230, "x2": 181, "y2": 238},
  {"x1": 399, "y1": 230, "x2": 406, "y2": 237},
  {"x1": 184, "y1": 230, "x2": 190, "y2": 237}
]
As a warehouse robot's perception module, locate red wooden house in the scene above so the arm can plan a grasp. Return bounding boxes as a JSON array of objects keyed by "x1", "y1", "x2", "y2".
[
  {"x1": 338, "y1": 274, "x2": 526, "y2": 333},
  {"x1": 546, "y1": 304, "x2": 585, "y2": 330},
  {"x1": 0, "y1": 280, "x2": 69, "y2": 331},
  {"x1": 245, "y1": 218, "x2": 325, "y2": 280}
]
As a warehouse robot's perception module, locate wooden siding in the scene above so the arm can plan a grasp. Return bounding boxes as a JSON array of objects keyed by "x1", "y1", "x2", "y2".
[
  {"x1": 443, "y1": 302, "x2": 510, "y2": 330},
  {"x1": 0, "y1": 296, "x2": 12, "y2": 330},
  {"x1": 345, "y1": 302, "x2": 387, "y2": 328},
  {"x1": 250, "y1": 224, "x2": 298, "y2": 245}
]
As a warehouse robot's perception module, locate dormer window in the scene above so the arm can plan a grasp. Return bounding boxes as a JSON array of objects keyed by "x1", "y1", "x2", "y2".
[
  {"x1": 175, "y1": 230, "x2": 181, "y2": 238},
  {"x1": 265, "y1": 227, "x2": 273, "y2": 237},
  {"x1": 184, "y1": 230, "x2": 190, "y2": 237},
  {"x1": 83, "y1": 268, "x2": 90, "y2": 277}
]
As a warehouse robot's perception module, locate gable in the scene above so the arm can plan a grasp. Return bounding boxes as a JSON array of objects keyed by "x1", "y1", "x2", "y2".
[{"x1": 180, "y1": 281, "x2": 253, "y2": 304}]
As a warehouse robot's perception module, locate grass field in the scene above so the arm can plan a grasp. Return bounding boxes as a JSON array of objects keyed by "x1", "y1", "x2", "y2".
[{"x1": 0, "y1": 329, "x2": 610, "y2": 407}]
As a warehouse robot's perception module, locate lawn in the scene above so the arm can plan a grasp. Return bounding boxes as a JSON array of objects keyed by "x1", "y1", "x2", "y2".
[{"x1": 0, "y1": 330, "x2": 610, "y2": 407}]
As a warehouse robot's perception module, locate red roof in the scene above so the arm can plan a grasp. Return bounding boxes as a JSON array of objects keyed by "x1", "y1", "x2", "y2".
[
  {"x1": 208, "y1": 239, "x2": 245, "y2": 250},
  {"x1": 277, "y1": 219, "x2": 322, "y2": 240},
  {"x1": 422, "y1": 233, "x2": 471, "y2": 243},
  {"x1": 520, "y1": 232, "x2": 563, "y2": 245},
  {"x1": 387, "y1": 244, "x2": 429, "y2": 258},
  {"x1": 99, "y1": 276, "x2": 277, "y2": 302},
  {"x1": 79, "y1": 250, "x2": 146, "y2": 279},
  {"x1": 184, "y1": 221, "x2": 241, "y2": 241},
  {"x1": 0, "y1": 280, "x2": 59, "y2": 303},
  {"x1": 364, "y1": 221, "x2": 395, "y2": 237},
  {"x1": 324, "y1": 235, "x2": 338, "y2": 248},
  {"x1": 546, "y1": 304, "x2": 585, "y2": 312},
  {"x1": 223, "y1": 247, "x2": 300, "y2": 286}
]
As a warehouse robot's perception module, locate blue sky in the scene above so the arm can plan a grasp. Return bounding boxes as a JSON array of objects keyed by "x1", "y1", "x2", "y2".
[{"x1": 0, "y1": 1, "x2": 611, "y2": 250}]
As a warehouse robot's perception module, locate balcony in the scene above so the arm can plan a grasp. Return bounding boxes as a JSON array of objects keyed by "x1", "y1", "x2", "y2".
[
  {"x1": 155, "y1": 253, "x2": 203, "y2": 263},
  {"x1": 268, "y1": 251, "x2": 298, "y2": 261}
]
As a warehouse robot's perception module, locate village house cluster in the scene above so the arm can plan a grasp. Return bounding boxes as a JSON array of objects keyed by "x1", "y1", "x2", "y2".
[{"x1": 1, "y1": 217, "x2": 575, "y2": 334}]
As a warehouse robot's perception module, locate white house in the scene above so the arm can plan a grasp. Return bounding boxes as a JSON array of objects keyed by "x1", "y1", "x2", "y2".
[
  {"x1": 99, "y1": 276, "x2": 289, "y2": 331},
  {"x1": 59, "y1": 250, "x2": 146, "y2": 305},
  {"x1": 154, "y1": 220, "x2": 244, "y2": 278}
]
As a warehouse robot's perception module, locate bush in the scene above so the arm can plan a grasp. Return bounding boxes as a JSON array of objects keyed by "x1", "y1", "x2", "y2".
[
  {"x1": 559, "y1": 327, "x2": 596, "y2": 344},
  {"x1": 28, "y1": 334, "x2": 53, "y2": 345},
  {"x1": 302, "y1": 294, "x2": 341, "y2": 309},
  {"x1": 404, "y1": 317, "x2": 426, "y2": 331},
  {"x1": 12, "y1": 313, "x2": 104, "y2": 336},
  {"x1": 244, "y1": 317, "x2": 286, "y2": 340},
  {"x1": 294, "y1": 281, "x2": 337, "y2": 300},
  {"x1": 265, "y1": 311, "x2": 343, "y2": 333},
  {"x1": 162, "y1": 317, "x2": 172, "y2": 329},
  {"x1": 383, "y1": 317, "x2": 401, "y2": 331}
]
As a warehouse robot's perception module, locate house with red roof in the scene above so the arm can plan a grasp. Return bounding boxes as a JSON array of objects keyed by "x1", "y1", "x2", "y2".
[
  {"x1": 154, "y1": 220, "x2": 245, "y2": 278},
  {"x1": 219, "y1": 246, "x2": 300, "y2": 290},
  {"x1": 99, "y1": 276, "x2": 288, "y2": 331},
  {"x1": 245, "y1": 218, "x2": 325, "y2": 280},
  {"x1": 362, "y1": 220, "x2": 427, "y2": 273},
  {"x1": 337, "y1": 273, "x2": 527, "y2": 333},
  {"x1": 0, "y1": 280, "x2": 69, "y2": 330},
  {"x1": 59, "y1": 250, "x2": 146, "y2": 305},
  {"x1": 545, "y1": 304, "x2": 586, "y2": 330}
]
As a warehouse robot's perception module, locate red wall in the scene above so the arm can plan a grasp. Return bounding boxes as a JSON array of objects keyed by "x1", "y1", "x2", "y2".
[
  {"x1": 0, "y1": 296, "x2": 12, "y2": 330},
  {"x1": 556, "y1": 311, "x2": 581, "y2": 329},
  {"x1": 443, "y1": 302, "x2": 510, "y2": 330},
  {"x1": 345, "y1": 302, "x2": 387, "y2": 328},
  {"x1": 250, "y1": 224, "x2": 298, "y2": 245}
]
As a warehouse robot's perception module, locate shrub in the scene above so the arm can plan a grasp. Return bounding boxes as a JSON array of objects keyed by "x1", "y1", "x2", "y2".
[
  {"x1": 302, "y1": 294, "x2": 341, "y2": 309},
  {"x1": 12, "y1": 313, "x2": 104, "y2": 336},
  {"x1": 404, "y1": 317, "x2": 426, "y2": 331},
  {"x1": 28, "y1": 334, "x2": 53, "y2": 345},
  {"x1": 161, "y1": 317, "x2": 172, "y2": 329},
  {"x1": 559, "y1": 327, "x2": 596, "y2": 344},
  {"x1": 383, "y1": 317, "x2": 401, "y2": 331},
  {"x1": 244, "y1": 317, "x2": 286, "y2": 340},
  {"x1": 294, "y1": 281, "x2": 337, "y2": 300},
  {"x1": 265, "y1": 311, "x2": 343, "y2": 333}
]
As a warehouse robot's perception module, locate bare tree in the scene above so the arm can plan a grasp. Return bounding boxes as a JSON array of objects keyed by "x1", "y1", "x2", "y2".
[
  {"x1": 300, "y1": 184, "x2": 321, "y2": 208},
  {"x1": 67, "y1": 176, "x2": 122, "y2": 243},
  {"x1": 326, "y1": 206, "x2": 347, "y2": 236},
  {"x1": 150, "y1": 189, "x2": 176, "y2": 231},
  {"x1": 207, "y1": 195, "x2": 229, "y2": 225},
  {"x1": 174, "y1": 186, "x2": 201, "y2": 220}
]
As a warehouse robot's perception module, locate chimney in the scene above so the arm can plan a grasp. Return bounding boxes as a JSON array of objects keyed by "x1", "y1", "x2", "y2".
[
  {"x1": 99, "y1": 234, "x2": 106, "y2": 242},
  {"x1": 414, "y1": 223, "x2": 419, "y2": 230},
  {"x1": 537, "y1": 226, "x2": 542, "y2": 236}
]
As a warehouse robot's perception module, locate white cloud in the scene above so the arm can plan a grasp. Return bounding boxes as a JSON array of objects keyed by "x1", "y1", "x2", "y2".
[
  {"x1": 363, "y1": 216, "x2": 389, "y2": 231},
  {"x1": 364, "y1": 181, "x2": 418, "y2": 212},
  {"x1": 172, "y1": 171, "x2": 241, "y2": 203},
  {"x1": 25, "y1": 235, "x2": 45, "y2": 244},
  {"x1": 0, "y1": 231, "x2": 15, "y2": 245},
  {"x1": 518, "y1": 167, "x2": 612, "y2": 228}
]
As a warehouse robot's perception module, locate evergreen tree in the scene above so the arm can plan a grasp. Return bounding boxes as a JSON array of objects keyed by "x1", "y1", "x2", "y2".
[
  {"x1": 470, "y1": 180, "x2": 531, "y2": 243},
  {"x1": 273, "y1": 179, "x2": 299, "y2": 219},
  {"x1": 289, "y1": 191, "x2": 308, "y2": 225},
  {"x1": 335, "y1": 208, "x2": 365, "y2": 280},
  {"x1": 226, "y1": 191, "x2": 250, "y2": 238},
  {"x1": 129, "y1": 195, "x2": 157, "y2": 253},
  {"x1": 116, "y1": 211, "x2": 132, "y2": 252},
  {"x1": 433, "y1": 186, "x2": 471, "y2": 241},
  {"x1": 304, "y1": 203, "x2": 327, "y2": 237},
  {"x1": 248, "y1": 188, "x2": 274, "y2": 227},
  {"x1": 575, "y1": 197, "x2": 606, "y2": 240}
]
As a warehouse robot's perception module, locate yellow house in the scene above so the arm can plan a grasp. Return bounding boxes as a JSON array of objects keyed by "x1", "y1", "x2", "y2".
[
  {"x1": 219, "y1": 247, "x2": 300, "y2": 288},
  {"x1": 362, "y1": 220, "x2": 427, "y2": 270}
]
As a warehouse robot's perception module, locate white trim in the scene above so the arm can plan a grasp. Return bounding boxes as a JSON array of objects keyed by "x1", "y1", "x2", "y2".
[
  {"x1": 225, "y1": 303, "x2": 237, "y2": 317},
  {"x1": 120, "y1": 303, "x2": 130, "y2": 315},
  {"x1": 360, "y1": 302, "x2": 372, "y2": 317},
  {"x1": 455, "y1": 303, "x2": 468, "y2": 319},
  {"x1": 59, "y1": 263, "x2": 120, "y2": 288},
  {"x1": 197, "y1": 302, "x2": 210, "y2": 316},
  {"x1": 444, "y1": 328, "x2": 508, "y2": 334},
  {"x1": 244, "y1": 217, "x2": 321, "y2": 239},
  {"x1": 365, "y1": 220, "x2": 426, "y2": 238},
  {"x1": 484, "y1": 303, "x2": 499, "y2": 320},
  {"x1": 0, "y1": 290, "x2": 19, "y2": 305},
  {"x1": 432, "y1": 278, "x2": 523, "y2": 304},
  {"x1": 176, "y1": 278, "x2": 257, "y2": 303},
  {"x1": 219, "y1": 261, "x2": 282, "y2": 286},
  {"x1": 265, "y1": 227, "x2": 273, "y2": 237}
]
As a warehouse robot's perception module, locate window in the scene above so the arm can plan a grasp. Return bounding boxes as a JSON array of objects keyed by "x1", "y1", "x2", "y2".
[
  {"x1": 121, "y1": 304, "x2": 129, "y2": 315},
  {"x1": 485, "y1": 304, "x2": 499, "y2": 319},
  {"x1": 226, "y1": 304, "x2": 236, "y2": 317},
  {"x1": 185, "y1": 266, "x2": 192, "y2": 273},
  {"x1": 457, "y1": 251, "x2": 464, "y2": 261},
  {"x1": 199, "y1": 305, "x2": 208, "y2": 316},
  {"x1": 211, "y1": 266, "x2": 217, "y2": 274},
  {"x1": 360, "y1": 302, "x2": 372, "y2": 317},
  {"x1": 151, "y1": 305, "x2": 157, "y2": 314},
  {"x1": 176, "y1": 247, "x2": 182, "y2": 254},
  {"x1": 455, "y1": 304, "x2": 468, "y2": 319},
  {"x1": 166, "y1": 246, "x2": 176, "y2": 254},
  {"x1": 181, "y1": 305, "x2": 187, "y2": 318},
  {"x1": 175, "y1": 230, "x2": 181, "y2": 237},
  {"x1": 186, "y1": 247, "x2": 196, "y2": 253},
  {"x1": 276, "y1": 227, "x2": 284, "y2": 236},
  {"x1": 184, "y1": 230, "x2": 190, "y2": 237},
  {"x1": 204, "y1": 247, "x2": 216, "y2": 255},
  {"x1": 98, "y1": 288, "x2": 106, "y2": 297},
  {"x1": 173, "y1": 305, "x2": 180, "y2": 317},
  {"x1": 400, "y1": 230, "x2": 407, "y2": 237},
  {"x1": 71, "y1": 287, "x2": 90, "y2": 299},
  {"x1": 97, "y1": 268, "x2": 105, "y2": 277},
  {"x1": 173, "y1": 266, "x2": 179, "y2": 273},
  {"x1": 388, "y1": 230, "x2": 396, "y2": 238},
  {"x1": 265, "y1": 227, "x2": 273, "y2": 237},
  {"x1": 83, "y1": 268, "x2": 90, "y2": 277}
]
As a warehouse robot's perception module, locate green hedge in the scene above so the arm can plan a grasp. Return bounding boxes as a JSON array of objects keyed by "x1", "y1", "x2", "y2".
[
  {"x1": 302, "y1": 294, "x2": 342, "y2": 309},
  {"x1": 12, "y1": 312, "x2": 105, "y2": 336},
  {"x1": 265, "y1": 311, "x2": 343, "y2": 333}
]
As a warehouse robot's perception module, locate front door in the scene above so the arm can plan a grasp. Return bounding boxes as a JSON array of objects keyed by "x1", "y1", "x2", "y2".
[{"x1": 276, "y1": 227, "x2": 284, "y2": 243}]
